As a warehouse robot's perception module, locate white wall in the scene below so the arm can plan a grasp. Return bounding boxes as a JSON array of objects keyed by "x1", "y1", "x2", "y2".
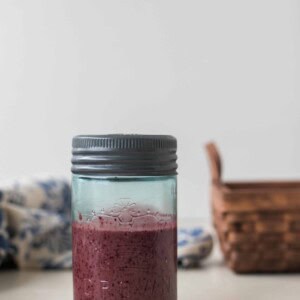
[{"x1": 0, "y1": 0, "x2": 300, "y2": 219}]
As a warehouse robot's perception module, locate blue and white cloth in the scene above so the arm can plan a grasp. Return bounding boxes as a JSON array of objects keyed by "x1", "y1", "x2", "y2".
[
  {"x1": 0, "y1": 177, "x2": 72, "y2": 269},
  {"x1": 178, "y1": 227, "x2": 213, "y2": 268},
  {"x1": 0, "y1": 177, "x2": 213, "y2": 269}
]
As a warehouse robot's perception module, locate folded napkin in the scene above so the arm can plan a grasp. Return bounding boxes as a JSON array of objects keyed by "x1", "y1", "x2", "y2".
[
  {"x1": 0, "y1": 177, "x2": 213, "y2": 269},
  {"x1": 0, "y1": 177, "x2": 72, "y2": 269},
  {"x1": 178, "y1": 227, "x2": 213, "y2": 268}
]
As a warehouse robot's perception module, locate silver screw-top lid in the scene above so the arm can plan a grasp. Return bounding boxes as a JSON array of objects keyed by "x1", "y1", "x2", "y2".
[{"x1": 72, "y1": 134, "x2": 178, "y2": 176}]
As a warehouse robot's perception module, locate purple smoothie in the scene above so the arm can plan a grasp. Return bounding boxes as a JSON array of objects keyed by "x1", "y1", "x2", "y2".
[{"x1": 72, "y1": 216, "x2": 177, "y2": 300}]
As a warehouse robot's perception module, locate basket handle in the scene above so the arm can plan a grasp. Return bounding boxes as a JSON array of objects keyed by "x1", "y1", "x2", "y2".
[{"x1": 205, "y1": 142, "x2": 222, "y2": 184}]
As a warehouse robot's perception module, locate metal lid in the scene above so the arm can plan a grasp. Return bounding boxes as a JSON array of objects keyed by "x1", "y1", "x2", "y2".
[{"x1": 72, "y1": 135, "x2": 178, "y2": 176}]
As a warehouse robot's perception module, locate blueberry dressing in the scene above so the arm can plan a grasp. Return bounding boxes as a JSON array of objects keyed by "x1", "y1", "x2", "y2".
[{"x1": 72, "y1": 217, "x2": 177, "y2": 300}]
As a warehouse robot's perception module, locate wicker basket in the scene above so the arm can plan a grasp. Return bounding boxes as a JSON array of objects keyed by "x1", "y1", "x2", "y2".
[{"x1": 206, "y1": 142, "x2": 300, "y2": 273}]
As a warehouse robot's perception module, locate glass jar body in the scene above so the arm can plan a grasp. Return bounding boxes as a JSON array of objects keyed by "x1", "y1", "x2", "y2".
[{"x1": 72, "y1": 175, "x2": 177, "y2": 300}]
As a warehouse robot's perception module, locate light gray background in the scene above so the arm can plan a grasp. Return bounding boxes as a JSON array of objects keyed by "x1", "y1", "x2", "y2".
[{"x1": 0, "y1": 0, "x2": 300, "y2": 218}]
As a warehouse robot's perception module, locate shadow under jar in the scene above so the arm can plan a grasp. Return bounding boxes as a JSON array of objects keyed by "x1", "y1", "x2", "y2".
[{"x1": 71, "y1": 135, "x2": 178, "y2": 300}]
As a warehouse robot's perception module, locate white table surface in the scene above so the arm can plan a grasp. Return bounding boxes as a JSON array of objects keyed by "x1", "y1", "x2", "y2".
[{"x1": 0, "y1": 253, "x2": 299, "y2": 300}]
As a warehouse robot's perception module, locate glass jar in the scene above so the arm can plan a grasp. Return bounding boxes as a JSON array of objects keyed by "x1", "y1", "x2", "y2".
[{"x1": 71, "y1": 135, "x2": 178, "y2": 300}]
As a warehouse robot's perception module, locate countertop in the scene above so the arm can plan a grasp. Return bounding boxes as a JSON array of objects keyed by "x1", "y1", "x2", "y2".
[{"x1": 0, "y1": 255, "x2": 299, "y2": 300}]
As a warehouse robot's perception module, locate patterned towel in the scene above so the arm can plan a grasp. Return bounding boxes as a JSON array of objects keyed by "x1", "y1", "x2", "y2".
[
  {"x1": 0, "y1": 177, "x2": 213, "y2": 269},
  {"x1": 0, "y1": 177, "x2": 72, "y2": 269},
  {"x1": 178, "y1": 227, "x2": 213, "y2": 268}
]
